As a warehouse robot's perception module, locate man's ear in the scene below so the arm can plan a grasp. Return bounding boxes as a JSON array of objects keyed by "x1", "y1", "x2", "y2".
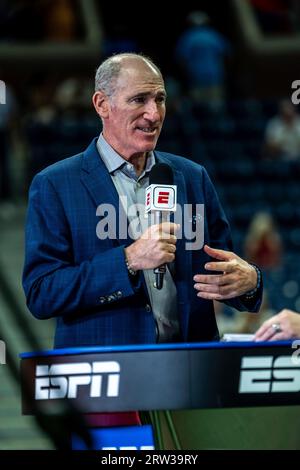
[{"x1": 92, "y1": 91, "x2": 110, "y2": 119}]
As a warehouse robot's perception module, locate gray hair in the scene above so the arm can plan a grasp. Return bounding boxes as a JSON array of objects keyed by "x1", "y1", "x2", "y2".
[{"x1": 94, "y1": 53, "x2": 162, "y2": 96}]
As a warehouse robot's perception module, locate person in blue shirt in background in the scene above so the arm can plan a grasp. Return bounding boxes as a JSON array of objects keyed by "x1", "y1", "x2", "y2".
[{"x1": 175, "y1": 11, "x2": 231, "y2": 106}]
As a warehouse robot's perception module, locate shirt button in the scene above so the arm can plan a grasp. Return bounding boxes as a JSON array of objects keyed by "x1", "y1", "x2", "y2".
[
  {"x1": 145, "y1": 304, "x2": 151, "y2": 313},
  {"x1": 116, "y1": 291, "x2": 123, "y2": 299}
]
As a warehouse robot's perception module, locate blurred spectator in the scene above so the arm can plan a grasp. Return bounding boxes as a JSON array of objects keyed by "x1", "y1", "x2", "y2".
[
  {"x1": 175, "y1": 11, "x2": 231, "y2": 106},
  {"x1": 234, "y1": 211, "x2": 283, "y2": 334},
  {"x1": 54, "y1": 77, "x2": 94, "y2": 114},
  {"x1": 263, "y1": 99, "x2": 300, "y2": 160},
  {"x1": 26, "y1": 79, "x2": 57, "y2": 124},
  {"x1": 24, "y1": 76, "x2": 97, "y2": 185},
  {"x1": 244, "y1": 211, "x2": 283, "y2": 270},
  {"x1": 217, "y1": 211, "x2": 279, "y2": 336}
]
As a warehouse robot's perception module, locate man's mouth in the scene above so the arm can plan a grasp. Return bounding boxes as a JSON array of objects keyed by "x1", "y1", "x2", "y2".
[{"x1": 137, "y1": 126, "x2": 157, "y2": 133}]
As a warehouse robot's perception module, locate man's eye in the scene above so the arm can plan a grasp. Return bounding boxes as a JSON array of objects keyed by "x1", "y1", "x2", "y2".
[
  {"x1": 156, "y1": 96, "x2": 166, "y2": 104},
  {"x1": 133, "y1": 97, "x2": 145, "y2": 103}
]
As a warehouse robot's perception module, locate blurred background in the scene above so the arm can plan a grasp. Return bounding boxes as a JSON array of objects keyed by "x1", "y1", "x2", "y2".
[{"x1": 1, "y1": 0, "x2": 300, "y2": 450}]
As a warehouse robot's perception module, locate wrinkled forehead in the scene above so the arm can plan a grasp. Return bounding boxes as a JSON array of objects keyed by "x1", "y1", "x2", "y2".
[{"x1": 116, "y1": 58, "x2": 165, "y2": 91}]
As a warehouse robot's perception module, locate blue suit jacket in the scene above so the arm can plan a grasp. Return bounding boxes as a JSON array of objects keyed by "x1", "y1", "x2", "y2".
[{"x1": 23, "y1": 139, "x2": 262, "y2": 348}]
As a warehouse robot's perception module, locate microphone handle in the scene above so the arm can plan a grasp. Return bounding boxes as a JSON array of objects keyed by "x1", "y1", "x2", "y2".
[
  {"x1": 154, "y1": 210, "x2": 166, "y2": 290},
  {"x1": 156, "y1": 272, "x2": 164, "y2": 290},
  {"x1": 154, "y1": 265, "x2": 166, "y2": 290}
]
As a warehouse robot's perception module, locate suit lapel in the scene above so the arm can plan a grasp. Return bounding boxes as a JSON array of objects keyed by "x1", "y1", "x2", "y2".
[{"x1": 80, "y1": 139, "x2": 131, "y2": 247}]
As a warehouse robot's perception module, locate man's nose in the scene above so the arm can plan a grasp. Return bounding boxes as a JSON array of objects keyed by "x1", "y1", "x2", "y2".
[{"x1": 143, "y1": 101, "x2": 160, "y2": 121}]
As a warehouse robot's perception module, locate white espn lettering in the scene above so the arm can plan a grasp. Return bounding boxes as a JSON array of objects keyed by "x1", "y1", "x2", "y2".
[
  {"x1": 35, "y1": 361, "x2": 120, "y2": 400},
  {"x1": 145, "y1": 184, "x2": 177, "y2": 213},
  {"x1": 239, "y1": 355, "x2": 300, "y2": 393}
]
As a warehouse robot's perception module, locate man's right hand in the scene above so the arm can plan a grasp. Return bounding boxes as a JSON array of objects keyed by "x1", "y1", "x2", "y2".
[{"x1": 124, "y1": 222, "x2": 179, "y2": 271}]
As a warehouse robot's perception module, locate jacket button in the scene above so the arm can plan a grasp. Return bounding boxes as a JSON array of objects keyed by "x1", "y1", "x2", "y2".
[
  {"x1": 116, "y1": 291, "x2": 123, "y2": 298},
  {"x1": 145, "y1": 304, "x2": 151, "y2": 313}
]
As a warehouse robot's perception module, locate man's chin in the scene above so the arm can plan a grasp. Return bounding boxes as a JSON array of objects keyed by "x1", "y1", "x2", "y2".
[{"x1": 141, "y1": 138, "x2": 159, "y2": 152}]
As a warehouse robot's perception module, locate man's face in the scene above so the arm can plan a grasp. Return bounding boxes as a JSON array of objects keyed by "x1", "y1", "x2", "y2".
[{"x1": 102, "y1": 60, "x2": 166, "y2": 160}]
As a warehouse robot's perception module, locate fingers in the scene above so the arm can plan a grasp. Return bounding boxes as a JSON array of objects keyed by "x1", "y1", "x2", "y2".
[
  {"x1": 130, "y1": 224, "x2": 178, "y2": 269},
  {"x1": 196, "y1": 292, "x2": 223, "y2": 300},
  {"x1": 254, "y1": 328, "x2": 275, "y2": 342},
  {"x1": 198, "y1": 246, "x2": 256, "y2": 297},
  {"x1": 204, "y1": 261, "x2": 235, "y2": 273},
  {"x1": 165, "y1": 252, "x2": 176, "y2": 263},
  {"x1": 203, "y1": 246, "x2": 238, "y2": 273},
  {"x1": 194, "y1": 289, "x2": 239, "y2": 300},
  {"x1": 156, "y1": 238, "x2": 177, "y2": 264},
  {"x1": 194, "y1": 274, "x2": 227, "y2": 285},
  {"x1": 194, "y1": 287, "x2": 238, "y2": 300},
  {"x1": 194, "y1": 273, "x2": 236, "y2": 284},
  {"x1": 158, "y1": 242, "x2": 176, "y2": 264},
  {"x1": 255, "y1": 326, "x2": 284, "y2": 342},
  {"x1": 162, "y1": 243, "x2": 176, "y2": 254},
  {"x1": 166, "y1": 235, "x2": 177, "y2": 244},
  {"x1": 269, "y1": 332, "x2": 286, "y2": 341},
  {"x1": 160, "y1": 222, "x2": 180, "y2": 235},
  {"x1": 204, "y1": 244, "x2": 233, "y2": 261},
  {"x1": 145, "y1": 223, "x2": 179, "y2": 241},
  {"x1": 254, "y1": 323, "x2": 270, "y2": 340},
  {"x1": 254, "y1": 314, "x2": 286, "y2": 342},
  {"x1": 166, "y1": 243, "x2": 176, "y2": 253},
  {"x1": 193, "y1": 273, "x2": 239, "y2": 300},
  {"x1": 194, "y1": 283, "x2": 223, "y2": 294}
]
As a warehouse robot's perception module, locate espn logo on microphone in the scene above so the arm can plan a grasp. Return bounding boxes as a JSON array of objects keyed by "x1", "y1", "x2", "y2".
[{"x1": 145, "y1": 184, "x2": 177, "y2": 213}]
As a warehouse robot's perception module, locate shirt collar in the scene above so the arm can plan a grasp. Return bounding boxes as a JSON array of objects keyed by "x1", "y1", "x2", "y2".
[{"x1": 96, "y1": 133, "x2": 155, "y2": 179}]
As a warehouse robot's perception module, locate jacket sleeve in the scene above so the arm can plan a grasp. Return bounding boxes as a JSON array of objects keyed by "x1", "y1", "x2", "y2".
[
  {"x1": 22, "y1": 173, "x2": 140, "y2": 320},
  {"x1": 202, "y1": 168, "x2": 262, "y2": 313}
]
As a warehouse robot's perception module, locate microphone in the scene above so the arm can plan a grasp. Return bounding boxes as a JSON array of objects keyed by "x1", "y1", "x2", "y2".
[{"x1": 145, "y1": 163, "x2": 177, "y2": 290}]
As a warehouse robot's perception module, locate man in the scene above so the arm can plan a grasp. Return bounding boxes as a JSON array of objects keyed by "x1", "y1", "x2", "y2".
[
  {"x1": 175, "y1": 11, "x2": 231, "y2": 105},
  {"x1": 23, "y1": 53, "x2": 262, "y2": 349},
  {"x1": 255, "y1": 309, "x2": 300, "y2": 341},
  {"x1": 264, "y1": 99, "x2": 300, "y2": 160}
]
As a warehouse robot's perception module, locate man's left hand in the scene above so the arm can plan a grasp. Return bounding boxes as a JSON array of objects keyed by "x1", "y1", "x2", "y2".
[{"x1": 193, "y1": 245, "x2": 257, "y2": 300}]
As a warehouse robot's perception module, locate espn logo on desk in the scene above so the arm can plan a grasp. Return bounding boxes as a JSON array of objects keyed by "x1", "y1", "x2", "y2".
[
  {"x1": 145, "y1": 184, "x2": 177, "y2": 213},
  {"x1": 239, "y1": 355, "x2": 300, "y2": 393},
  {"x1": 34, "y1": 361, "x2": 120, "y2": 400}
]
